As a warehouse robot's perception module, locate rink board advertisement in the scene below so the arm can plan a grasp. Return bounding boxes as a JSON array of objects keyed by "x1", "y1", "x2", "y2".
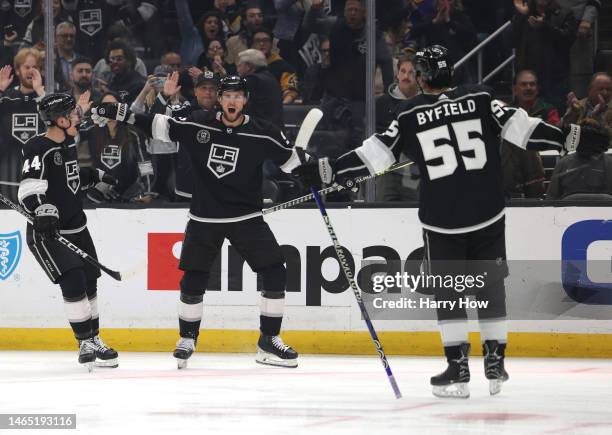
[{"x1": 1, "y1": 206, "x2": 612, "y2": 356}]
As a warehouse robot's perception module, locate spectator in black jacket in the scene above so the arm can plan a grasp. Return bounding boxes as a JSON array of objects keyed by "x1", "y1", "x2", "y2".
[
  {"x1": 304, "y1": 0, "x2": 394, "y2": 149},
  {"x1": 301, "y1": 35, "x2": 330, "y2": 104},
  {"x1": 410, "y1": 0, "x2": 477, "y2": 84},
  {"x1": 236, "y1": 48, "x2": 283, "y2": 128},
  {"x1": 511, "y1": 0, "x2": 577, "y2": 112},
  {"x1": 104, "y1": 40, "x2": 145, "y2": 105},
  {"x1": 80, "y1": 91, "x2": 154, "y2": 203}
]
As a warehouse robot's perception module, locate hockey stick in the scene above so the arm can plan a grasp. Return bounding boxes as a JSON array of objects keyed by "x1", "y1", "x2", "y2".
[
  {"x1": 262, "y1": 160, "x2": 414, "y2": 215},
  {"x1": 0, "y1": 193, "x2": 122, "y2": 281},
  {"x1": 294, "y1": 108, "x2": 323, "y2": 149},
  {"x1": 310, "y1": 187, "x2": 402, "y2": 398}
]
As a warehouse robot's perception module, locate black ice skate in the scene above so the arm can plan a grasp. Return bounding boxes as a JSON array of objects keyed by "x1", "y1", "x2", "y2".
[
  {"x1": 483, "y1": 340, "x2": 509, "y2": 395},
  {"x1": 431, "y1": 343, "x2": 471, "y2": 398},
  {"x1": 92, "y1": 335, "x2": 119, "y2": 368},
  {"x1": 78, "y1": 338, "x2": 96, "y2": 372},
  {"x1": 173, "y1": 337, "x2": 195, "y2": 369},
  {"x1": 256, "y1": 334, "x2": 298, "y2": 368}
]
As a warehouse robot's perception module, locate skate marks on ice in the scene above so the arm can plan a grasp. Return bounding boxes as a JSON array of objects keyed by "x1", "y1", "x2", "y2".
[{"x1": 0, "y1": 353, "x2": 611, "y2": 434}]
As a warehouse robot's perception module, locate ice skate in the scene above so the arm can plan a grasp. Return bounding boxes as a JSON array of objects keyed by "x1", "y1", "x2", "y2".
[
  {"x1": 92, "y1": 335, "x2": 119, "y2": 368},
  {"x1": 484, "y1": 340, "x2": 509, "y2": 395},
  {"x1": 78, "y1": 338, "x2": 96, "y2": 372},
  {"x1": 256, "y1": 334, "x2": 298, "y2": 368},
  {"x1": 431, "y1": 343, "x2": 470, "y2": 398},
  {"x1": 174, "y1": 337, "x2": 195, "y2": 369}
]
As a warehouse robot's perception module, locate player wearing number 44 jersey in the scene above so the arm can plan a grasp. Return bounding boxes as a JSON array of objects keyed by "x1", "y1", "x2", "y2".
[
  {"x1": 91, "y1": 74, "x2": 302, "y2": 369},
  {"x1": 18, "y1": 93, "x2": 120, "y2": 371},
  {"x1": 293, "y1": 45, "x2": 609, "y2": 398}
]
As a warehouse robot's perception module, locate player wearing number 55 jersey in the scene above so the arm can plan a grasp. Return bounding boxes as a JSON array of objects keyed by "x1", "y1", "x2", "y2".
[
  {"x1": 18, "y1": 93, "x2": 120, "y2": 371},
  {"x1": 91, "y1": 75, "x2": 303, "y2": 369},
  {"x1": 293, "y1": 45, "x2": 608, "y2": 398}
]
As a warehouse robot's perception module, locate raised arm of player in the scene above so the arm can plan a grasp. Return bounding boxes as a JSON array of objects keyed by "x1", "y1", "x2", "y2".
[
  {"x1": 292, "y1": 118, "x2": 402, "y2": 189},
  {"x1": 488, "y1": 98, "x2": 607, "y2": 155},
  {"x1": 91, "y1": 102, "x2": 202, "y2": 149}
]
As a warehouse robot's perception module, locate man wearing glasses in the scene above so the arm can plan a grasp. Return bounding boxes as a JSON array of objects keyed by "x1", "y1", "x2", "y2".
[
  {"x1": 55, "y1": 22, "x2": 80, "y2": 89},
  {"x1": 91, "y1": 74, "x2": 302, "y2": 369},
  {"x1": 104, "y1": 40, "x2": 144, "y2": 104}
]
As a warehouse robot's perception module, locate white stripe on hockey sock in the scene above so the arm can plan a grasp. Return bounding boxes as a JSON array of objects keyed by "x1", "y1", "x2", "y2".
[
  {"x1": 64, "y1": 297, "x2": 92, "y2": 323},
  {"x1": 260, "y1": 295, "x2": 285, "y2": 318},
  {"x1": 439, "y1": 319, "x2": 469, "y2": 346},
  {"x1": 178, "y1": 300, "x2": 203, "y2": 322},
  {"x1": 89, "y1": 296, "x2": 99, "y2": 320},
  {"x1": 479, "y1": 318, "x2": 508, "y2": 343}
]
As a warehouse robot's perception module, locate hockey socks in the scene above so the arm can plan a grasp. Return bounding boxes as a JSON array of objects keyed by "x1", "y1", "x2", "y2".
[
  {"x1": 178, "y1": 293, "x2": 204, "y2": 340},
  {"x1": 259, "y1": 290, "x2": 285, "y2": 336}
]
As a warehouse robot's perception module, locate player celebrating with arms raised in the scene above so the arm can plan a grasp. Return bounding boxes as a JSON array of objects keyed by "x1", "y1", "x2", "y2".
[
  {"x1": 294, "y1": 45, "x2": 608, "y2": 398},
  {"x1": 18, "y1": 93, "x2": 120, "y2": 371},
  {"x1": 91, "y1": 74, "x2": 302, "y2": 369}
]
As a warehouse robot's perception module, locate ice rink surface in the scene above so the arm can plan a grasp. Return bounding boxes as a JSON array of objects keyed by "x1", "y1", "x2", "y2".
[{"x1": 0, "y1": 352, "x2": 611, "y2": 435}]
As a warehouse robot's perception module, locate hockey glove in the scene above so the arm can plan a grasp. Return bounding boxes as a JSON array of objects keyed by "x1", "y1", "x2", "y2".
[
  {"x1": 87, "y1": 182, "x2": 121, "y2": 204},
  {"x1": 292, "y1": 157, "x2": 335, "y2": 189},
  {"x1": 33, "y1": 204, "x2": 59, "y2": 239},
  {"x1": 95, "y1": 169, "x2": 119, "y2": 186},
  {"x1": 563, "y1": 123, "x2": 609, "y2": 156},
  {"x1": 91, "y1": 103, "x2": 135, "y2": 126}
]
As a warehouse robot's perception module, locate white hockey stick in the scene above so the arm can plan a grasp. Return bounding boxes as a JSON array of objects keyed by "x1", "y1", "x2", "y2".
[{"x1": 294, "y1": 108, "x2": 323, "y2": 150}]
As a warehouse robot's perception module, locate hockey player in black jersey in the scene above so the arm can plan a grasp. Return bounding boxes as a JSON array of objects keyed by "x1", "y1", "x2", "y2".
[
  {"x1": 91, "y1": 75, "x2": 302, "y2": 369},
  {"x1": 18, "y1": 92, "x2": 120, "y2": 371},
  {"x1": 293, "y1": 45, "x2": 608, "y2": 398}
]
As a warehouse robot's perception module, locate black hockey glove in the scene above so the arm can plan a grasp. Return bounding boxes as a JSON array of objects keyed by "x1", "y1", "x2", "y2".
[
  {"x1": 563, "y1": 123, "x2": 609, "y2": 156},
  {"x1": 91, "y1": 103, "x2": 135, "y2": 126},
  {"x1": 292, "y1": 157, "x2": 335, "y2": 189},
  {"x1": 33, "y1": 204, "x2": 59, "y2": 240}
]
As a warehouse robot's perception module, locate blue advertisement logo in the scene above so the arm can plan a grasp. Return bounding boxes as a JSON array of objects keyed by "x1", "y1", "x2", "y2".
[
  {"x1": 561, "y1": 220, "x2": 612, "y2": 304},
  {"x1": 0, "y1": 231, "x2": 22, "y2": 281}
]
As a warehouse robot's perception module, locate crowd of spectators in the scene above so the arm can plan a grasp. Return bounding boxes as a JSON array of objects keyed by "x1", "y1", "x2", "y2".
[{"x1": 0, "y1": 0, "x2": 610, "y2": 206}]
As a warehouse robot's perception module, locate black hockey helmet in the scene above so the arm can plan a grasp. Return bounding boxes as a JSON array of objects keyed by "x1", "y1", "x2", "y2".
[
  {"x1": 414, "y1": 45, "x2": 454, "y2": 89},
  {"x1": 38, "y1": 93, "x2": 77, "y2": 126},
  {"x1": 218, "y1": 75, "x2": 249, "y2": 98}
]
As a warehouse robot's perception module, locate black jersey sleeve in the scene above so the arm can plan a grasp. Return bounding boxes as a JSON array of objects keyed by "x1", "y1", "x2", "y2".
[
  {"x1": 18, "y1": 138, "x2": 53, "y2": 214},
  {"x1": 489, "y1": 98, "x2": 564, "y2": 151},
  {"x1": 260, "y1": 126, "x2": 298, "y2": 173}
]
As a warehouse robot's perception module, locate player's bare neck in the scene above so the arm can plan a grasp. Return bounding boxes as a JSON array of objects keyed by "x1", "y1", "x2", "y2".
[
  {"x1": 221, "y1": 114, "x2": 245, "y2": 128},
  {"x1": 45, "y1": 127, "x2": 66, "y2": 144},
  {"x1": 424, "y1": 86, "x2": 452, "y2": 95}
]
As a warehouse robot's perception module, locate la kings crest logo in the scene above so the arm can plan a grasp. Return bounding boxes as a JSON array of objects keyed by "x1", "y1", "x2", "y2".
[
  {"x1": 65, "y1": 160, "x2": 80, "y2": 194},
  {"x1": 101, "y1": 145, "x2": 121, "y2": 169},
  {"x1": 14, "y1": 0, "x2": 32, "y2": 18},
  {"x1": 79, "y1": 9, "x2": 103, "y2": 36},
  {"x1": 12, "y1": 114, "x2": 38, "y2": 144},
  {"x1": 207, "y1": 144, "x2": 239, "y2": 178}
]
